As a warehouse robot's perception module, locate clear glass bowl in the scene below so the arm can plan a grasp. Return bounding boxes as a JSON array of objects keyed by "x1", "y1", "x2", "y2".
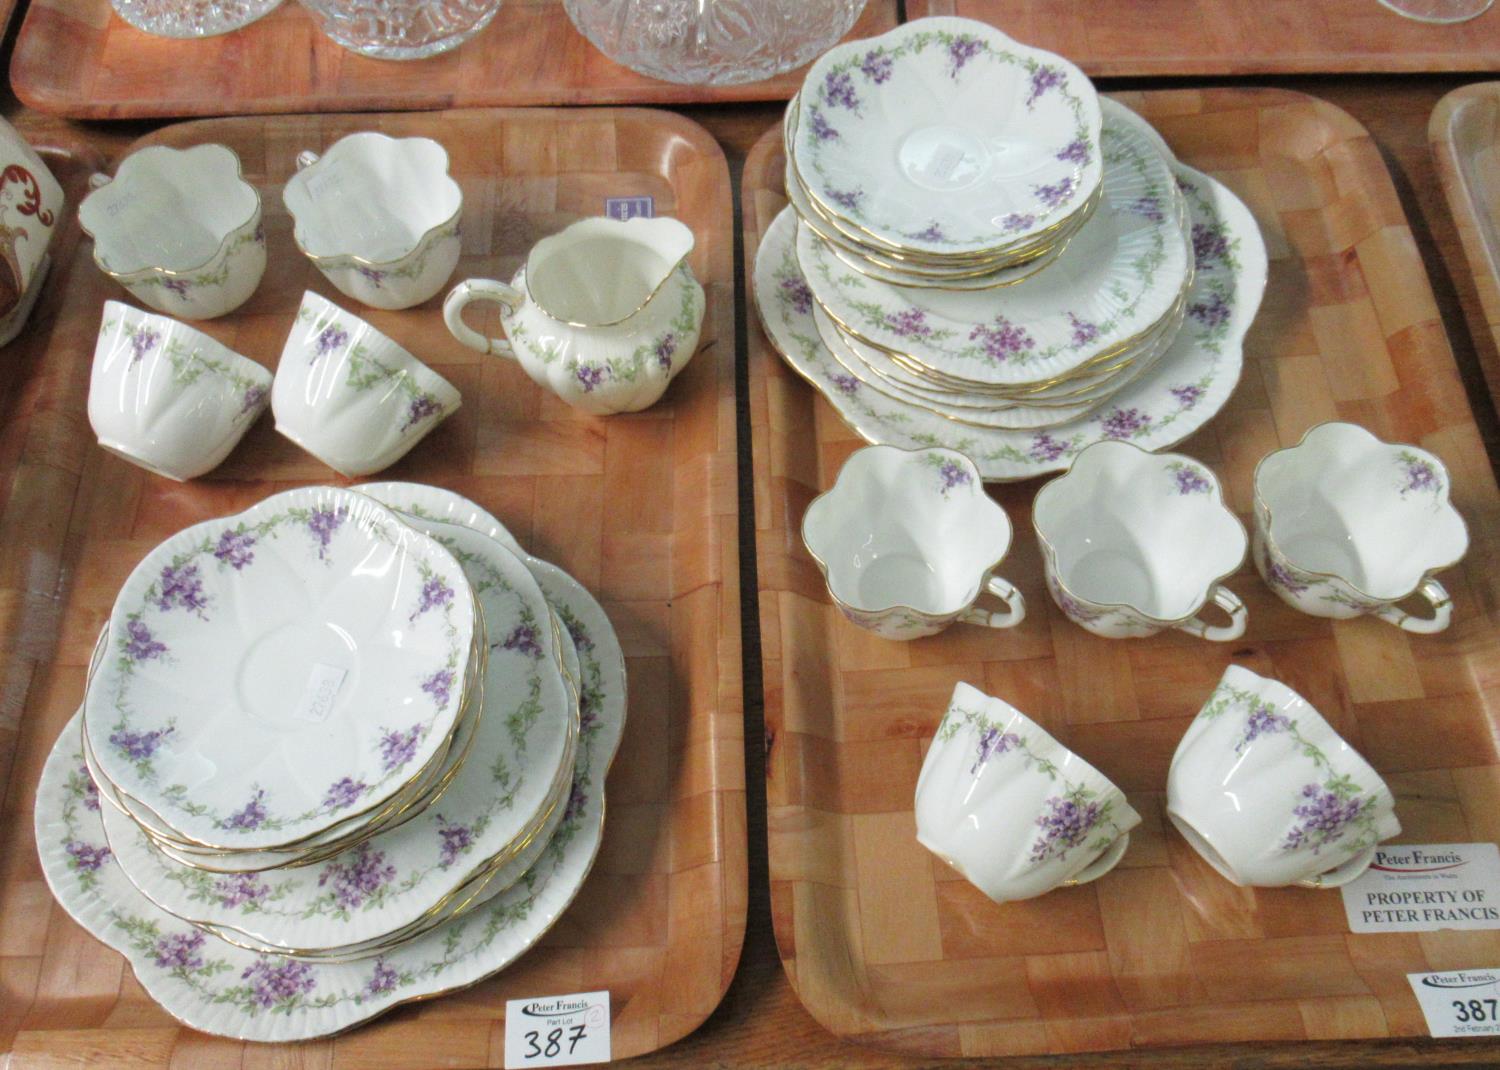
[
  {"x1": 110, "y1": 0, "x2": 281, "y2": 37},
  {"x1": 297, "y1": 0, "x2": 503, "y2": 59},
  {"x1": 563, "y1": 0, "x2": 868, "y2": 86}
]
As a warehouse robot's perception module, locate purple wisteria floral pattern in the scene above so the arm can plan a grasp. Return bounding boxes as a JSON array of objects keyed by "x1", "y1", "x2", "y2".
[
  {"x1": 934, "y1": 700, "x2": 1126, "y2": 866},
  {"x1": 97, "y1": 491, "x2": 473, "y2": 843},
  {"x1": 1167, "y1": 460, "x2": 1213, "y2": 495},
  {"x1": 38, "y1": 543, "x2": 622, "y2": 1036},
  {"x1": 1196, "y1": 678, "x2": 1382, "y2": 858},
  {"x1": 922, "y1": 452, "x2": 974, "y2": 497},
  {"x1": 798, "y1": 26, "x2": 1095, "y2": 249},
  {"x1": 1396, "y1": 450, "x2": 1443, "y2": 499}
]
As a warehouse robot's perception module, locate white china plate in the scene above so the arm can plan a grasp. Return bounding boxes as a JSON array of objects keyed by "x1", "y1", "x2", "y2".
[
  {"x1": 791, "y1": 17, "x2": 1102, "y2": 256},
  {"x1": 798, "y1": 99, "x2": 1188, "y2": 388},
  {"x1": 105, "y1": 521, "x2": 577, "y2": 955},
  {"x1": 815, "y1": 302, "x2": 1184, "y2": 431},
  {"x1": 84, "y1": 486, "x2": 477, "y2": 851},
  {"x1": 36, "y1": 487, "x2": 627, "y2": 1042},
  {"x1": 755, "y1": 160, "x2": 1267, "y2": 481}
]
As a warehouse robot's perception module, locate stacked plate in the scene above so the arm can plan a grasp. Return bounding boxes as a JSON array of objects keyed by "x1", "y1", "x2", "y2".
[
  {"x1": 757, "y1": 17, "x2": 1269, "y2": 481},
  {"x1": 36, "y1": 483, "x2": 627, "y2": 1039}
]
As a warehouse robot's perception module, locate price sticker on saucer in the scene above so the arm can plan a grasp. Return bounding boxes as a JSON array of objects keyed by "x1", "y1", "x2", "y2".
[
  {"x1": 504, "y1": 990, "x2": 610, "y2": 1068},
  {"x1": 1408, "y1": 969, "x2": 1500, "y2": 1037}
]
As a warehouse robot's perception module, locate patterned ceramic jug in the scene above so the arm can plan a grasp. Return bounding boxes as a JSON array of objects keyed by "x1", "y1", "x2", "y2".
[{"x1": 442, "y1": 216, "x2": 705, "y2": 416}]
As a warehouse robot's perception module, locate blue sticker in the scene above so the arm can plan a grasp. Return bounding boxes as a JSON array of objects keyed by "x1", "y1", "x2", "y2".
[{"x1": 604, "y1": 196, "x2": 654, "y2": 221}]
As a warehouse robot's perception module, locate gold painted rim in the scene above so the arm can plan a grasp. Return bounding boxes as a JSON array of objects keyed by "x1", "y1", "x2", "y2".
[
  {"x1": 84, "y1": 593, "x2": 489, "y2": 858},
  {"x1": 1251, "y1": 420, "x2": 1470, "y2": 603},
  {"x1": 799, "y1": 443, "x2": 1014, "y2": 619},
  {"x1": 81, "y1": 143, "x2": 264, "y2": 282},
  {"x1": 785, "y1": 94, "x2": 1101, "y2": 260},
  {"x1": 1032, "y1": 439, "x2": 1249, "y2": 625}
]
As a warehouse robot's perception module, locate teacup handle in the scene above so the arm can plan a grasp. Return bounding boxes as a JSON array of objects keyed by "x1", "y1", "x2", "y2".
[
  {"x1": 295, "y1": 150, "x2": 320, "y2": 170},
  {"x1": 1297, "y1": 844, "x2": 1377, "y2": 889},
  {"x1": 1175, "y1": 586, "x2": 1247, "y2": 642},
  {"x1": 1066, "y1": 833, "x2": 1131, "y2": 886},
  {"x1": 88, "y1": 172, "x2": 111, "y2": 191},
  {"x1": 958, "y1": 576, "x2": 1026, "y2": 630},
  {"x1": 1374, "y1": 578, "x2": 1453, "y2": 635},
  {"x1": 442, "y1": 279, "x2": 524, "y2": 359}
]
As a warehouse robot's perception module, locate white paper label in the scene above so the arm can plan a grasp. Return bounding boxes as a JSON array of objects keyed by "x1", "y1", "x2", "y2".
[
  {"x1": 292, "y1": 663, "x2": 348, "y2": 724},
  {"x1": 1341, "y1": 843, "x2": 1500, "y2": 933},
  {"x1": 504, "y1": 990, "x2": 610, "y2": 1068},
  {"x1": 1409, "y1": 969, "x2": 1500, "y2": 1037}
]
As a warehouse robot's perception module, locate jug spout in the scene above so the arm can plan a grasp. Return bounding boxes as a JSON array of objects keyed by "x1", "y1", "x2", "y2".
[{"x1": 523, "y1": 215, "x2": 697, "y2": 328}]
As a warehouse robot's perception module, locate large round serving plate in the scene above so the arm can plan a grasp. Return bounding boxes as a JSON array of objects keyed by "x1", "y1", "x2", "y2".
[
  {"x1": 84, "y1": 485, "x2": 477, "y2": 851},
  {"x1": 102, "y1": 519, "x2": 578, "y2": 955},
  {"x1": 755, "y1": 159, "x2": 1267, "y2": 481},
  {"x1": 791, "y1": 17, "x2": 1103, "y2": 258}
]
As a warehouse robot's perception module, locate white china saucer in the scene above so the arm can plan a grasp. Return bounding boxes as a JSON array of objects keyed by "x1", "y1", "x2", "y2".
[{"x1": 754, "y1": 160, "x2": 1267, "y2": 482}]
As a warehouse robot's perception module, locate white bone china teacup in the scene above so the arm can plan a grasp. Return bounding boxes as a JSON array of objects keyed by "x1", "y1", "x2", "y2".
[
  {"x1": 1253, "y1": 421, "x2": 1468, "y2": 634},
  {"x1": 272, "y1": 291, "x2": 460, "y2": 478},
  {"x1": 1033, "y1": 440, "x2": 1248, "y2": 640},
  {"x1": 800, "y1": 445, "x2": 1024, "y2": 640},
  {"x1": 916, "y1": 682, "x2": 1141, "y2": 904},
  {"x1": 1167, "y1": 664, "x2": 1400, "y2": 888},
  {"x1": 87, "y1": 300, "x2": 271, "y2": 481},
  {"x1": 283, "y1": 132, "x2": 462, "y2": 311},
  {"x1": 79, "y1": 144, "x2": 265, "y2": 321}
]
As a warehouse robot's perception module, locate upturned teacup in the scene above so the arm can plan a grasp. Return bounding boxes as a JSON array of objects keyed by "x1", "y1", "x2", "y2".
[
  {"x1": 916, "y1": 682, "x2": 1140, "y2": 903},
  {"x1": 87, "y1": 300, "x2": 272, "y2": 481},
  {"x1": 801, "y1": 445, "x2": 1025, "y2": 640},
  {"x1": 1033, "y1": 440, "x2": 1248, "y2": 640},
  {"x1": 1253, "y1": 422, "x2": 1468, "y2": 634},
  {"x1": 283, "y1": 132, "x2": 462, "y2": 311},
  {"x1": 79, "y1": 144, "x2": 265, "y2": 320},
  {"x1": 272, "y1": 291, "x2": 460, "y2": 477},
  {"x1": 1168, "y1": 665, "x2": 1400, "y2": 888}
]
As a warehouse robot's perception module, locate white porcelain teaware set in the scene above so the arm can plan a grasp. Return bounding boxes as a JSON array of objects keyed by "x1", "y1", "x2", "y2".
[
  {"x1": 754, "y1": 17, "x2": 1270, "y2": 483},
  {"x1": 810, "y1": 428, "x2": 1465, "y2": 902},
  {"x1": 35, "y1": 479, "x2": 628, "y2": 1039},
  {"x1": 79, "y1": 131, "x2": 707, "y2": 481}
]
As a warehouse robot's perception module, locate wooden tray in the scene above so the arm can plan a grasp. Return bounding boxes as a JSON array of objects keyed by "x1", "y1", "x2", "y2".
[
  {"x1": 1432, "y1": 82, "x2": 1500, "y2": 409},
  {"x1": 909, "y1": 0, "x2": 1500, "y2": 75},
  {"x1": 748, "y1": 87, "x2": 1500, "y2": 1059},
  {"x1": 0, "y1": 107, "x2": 746, "y2": 1065},
  {"x1": 9, "y1": 0, "x2": 896, "y2": 120}
]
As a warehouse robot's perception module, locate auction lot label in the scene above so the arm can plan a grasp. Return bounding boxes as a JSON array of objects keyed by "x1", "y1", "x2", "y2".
[
  {"x1": 1341, "y1": 843, "x2": 1500, "y2": 933},
  {"x1": 1408, "y1": 969, "x2": 1500, "y2": 1037}
]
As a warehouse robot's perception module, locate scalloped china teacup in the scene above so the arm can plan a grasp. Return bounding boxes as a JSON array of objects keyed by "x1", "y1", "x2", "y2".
[
  {"x1": 87, "y1": 300, "x2": 271, "y2": 481},
  {"x1": 800, "y1": 444, "x2": 1024, "y2": 640},
  {"x1": 272, "y1": 291, "x2": 460, "y2": 478},
  {"x1": 283, "y1": 132, "x2": 462, "y2": 311},
  {"x1": 1253, "y1": 422, "x2": 1468, "y2": 634},
  {"x1": 1168, "y1": 665, "x2": 1400, "y2": 888},
  {"x1": 443, "y1": 215, "x2": 705, "y2": 415},
  {"x1": 916, "y1": 682, "x2": 1141, "y2": 903},
  {"x1": 79, "y1": 144, "x2": 265, "y2": 320},
  {"x1": 1033, "y1": 440, "x2": 1248, "y2": 640}
]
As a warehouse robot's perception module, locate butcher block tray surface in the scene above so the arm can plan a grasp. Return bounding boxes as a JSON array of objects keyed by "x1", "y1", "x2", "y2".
[
  {"x1": 748, "y1": 86, "x2": 1500, "y2": 1059},
  {"x1": 0, "y1": 106, "x2": 745, "y2": 1066},
  {"x1": 9, "y1": 0, "x2": 897, "y2": 119}
]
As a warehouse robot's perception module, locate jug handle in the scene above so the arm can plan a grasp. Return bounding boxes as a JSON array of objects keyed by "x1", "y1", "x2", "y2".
[{"x1": 443, "y1": 279, "x2": 524, "y2": 359}]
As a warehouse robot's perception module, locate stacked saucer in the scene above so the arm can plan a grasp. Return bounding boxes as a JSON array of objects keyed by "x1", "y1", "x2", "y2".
[
  {"x1": 784, "y1": 18, "x2": 1102, "y2": 286},
  {"x1": 38, "y1": 483, "x2": 627, "y2": 1035},
  {"x1": 758, "y1": 17, "x2": 1268, "y2": 480}
]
